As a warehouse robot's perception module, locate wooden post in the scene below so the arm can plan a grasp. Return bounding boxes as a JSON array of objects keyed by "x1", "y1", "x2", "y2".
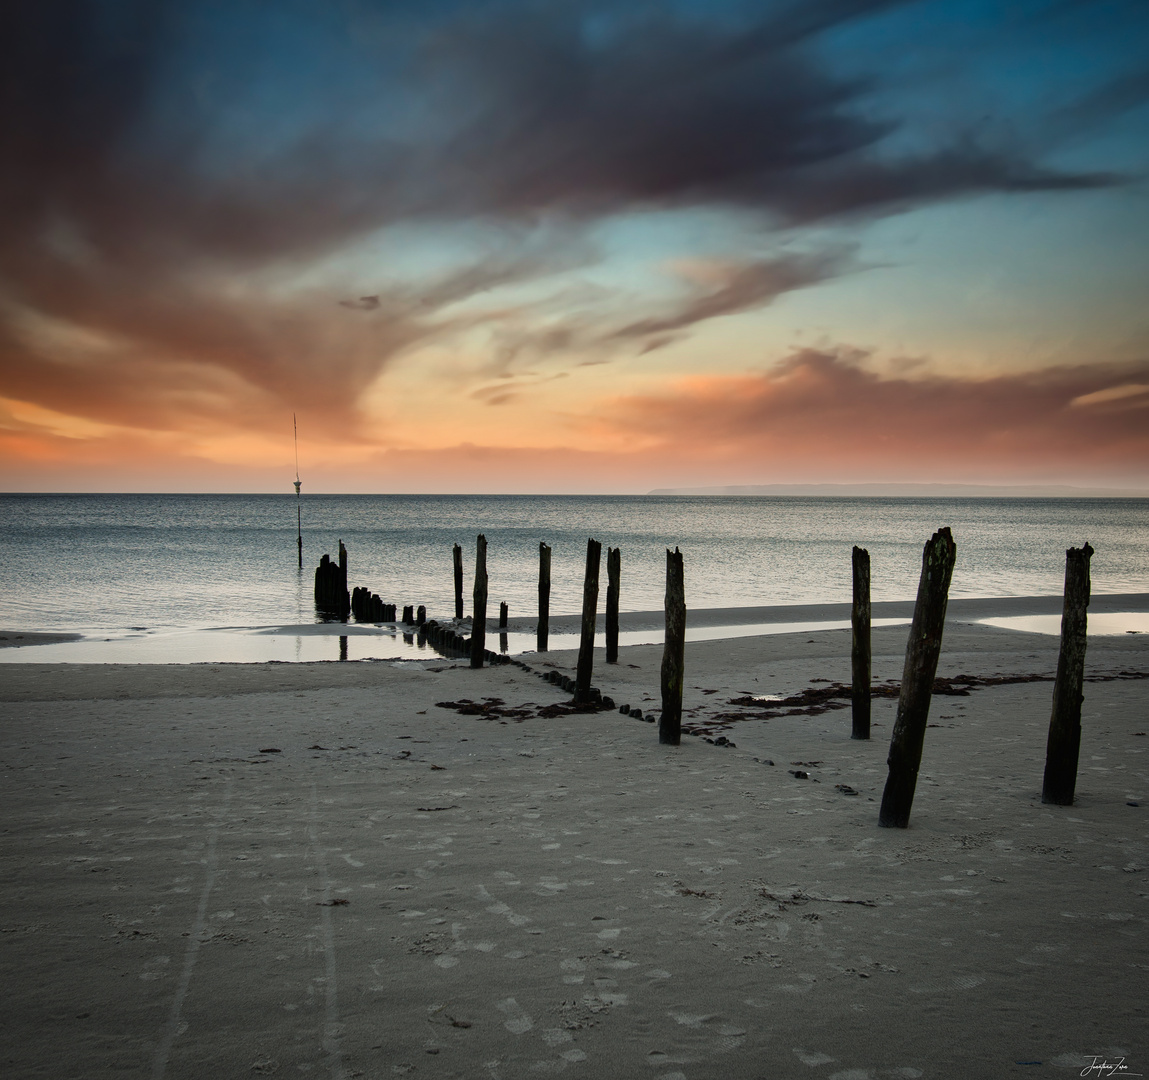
[
  {"x1": 878, "y1": 528, "x2": 956, "y2": 828},
  {"x1": 851, "y1": 546, "x2": 871, "y2": 740},
  {"x1": 538, "y1": 542, "x2": 551, "y2": 653},
  {"x1": 659, "y1": 547, "x2": 686, "y2": 745},
  {"x1": 470, "y1": 534, "x2": 487, "y2": 669},
  {"x1": 453, "y1": 543, "x2": 464, "y2": 620},
  {"x1": 575, "y1": 539, "x2": 601, "y2": 703},
  {"x1": 499, "y1": 601, "x2": 508, "y2": 629},
  {"x1": 338, "y1": 540, "x2": 349, "y2": 620},
  {"x1": 1041, "y1": 544, "x2": 1094, "y2": 806},
  {"x1": 606, "y1": 546, "x2": 621, "y2": 664}
]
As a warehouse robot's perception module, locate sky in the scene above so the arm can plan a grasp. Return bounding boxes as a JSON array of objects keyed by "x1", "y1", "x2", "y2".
[{"x1": 1, "y1": 0, "x2": 1148, "y2": 493}]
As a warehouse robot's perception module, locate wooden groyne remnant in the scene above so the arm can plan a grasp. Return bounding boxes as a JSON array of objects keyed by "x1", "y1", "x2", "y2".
[
  {"x1": 851, "y1": 546, "x2": 871, "y2": 739},
  {"x1": 575, "y1": 539, "x2": 602, "y2": 704},
  {"x1": 499, "y1": 602, "x2": 508, "y2": 629},
  {"x1": 1041, "y1": 543, "x2": 1094, "y2": 806},
  {"x1": 606, "y1": 546, "x2": 621, "y2": 664},
  {"x1": 538, "y1": 542, "x2": 551, "y2": 652},
  {"x1": 471, "y1": 534, "x2": 488, "y2": 669},
  {"x1": 879, "y1": 527, "x2": 957, "y2": 828},
  {"x1": 351, "y1": 587, "x2": 395, "y2": 623},
  {"x1": 660, "y1": 547, "x2": 686, "y2": 745},
  {"x1": 314, "y1": 541, "x2": 350, "y2": 619}
]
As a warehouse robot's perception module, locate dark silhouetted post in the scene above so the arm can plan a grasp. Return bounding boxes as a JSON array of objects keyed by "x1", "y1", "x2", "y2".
[
  {"x1": 499, "y1": 601, "x2": 508, "y2": 629},
  {"x1": 575, "y1": 539, "x2": 601, "y2": 703},
  {"x1": 660, "y1": 547, "x2": 686, "y2": 745},
  {"x1": 852, "y1": 546, "x2": 871, "y2": 740},
  {"x1": 453, "y1": 544, "x2": 464, "y2": 620},
  {"x1": 879, "y1": 527, "x2": 957, "y2": 828},
  {"x1": 606, "y1": 546, "x2": 621, "y2": 664},
  {"x1": 538, "y1": 542, "x2": 551, "y2": 652},
  {"x1": 338, "y1": 540, "x2": 349, "y2": 620},
  {"x1": 470, "y1": 535, "x2": 487, "y2": 669},
  {"x1": 1042, "y1": 543, "x2": 1094, "y2": 806}
]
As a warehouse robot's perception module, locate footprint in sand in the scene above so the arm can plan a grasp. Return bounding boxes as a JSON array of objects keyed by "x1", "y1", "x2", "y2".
[{"x1": 496, "y1": 997, "x2": 533, "y2": 1034}]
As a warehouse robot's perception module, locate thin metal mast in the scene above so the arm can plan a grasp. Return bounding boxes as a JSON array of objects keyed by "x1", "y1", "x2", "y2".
[{"x1": 293, "y1": 413, "x2": 302, "y2": 568}]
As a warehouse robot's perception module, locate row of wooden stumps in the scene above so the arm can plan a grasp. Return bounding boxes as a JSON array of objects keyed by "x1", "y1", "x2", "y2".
[{"x1": 844, "y1": 528, "x2": 1094, "y2": 826}]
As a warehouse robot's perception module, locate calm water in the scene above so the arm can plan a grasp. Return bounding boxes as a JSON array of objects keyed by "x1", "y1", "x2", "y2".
[{"x1": 1, "y1": 494, "x2": 1146, "y2": 635}]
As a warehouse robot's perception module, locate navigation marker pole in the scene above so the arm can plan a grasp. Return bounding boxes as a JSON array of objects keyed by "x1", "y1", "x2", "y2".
[{"x1": 294, "y1": 413, "x2": 303, "y2": 568}]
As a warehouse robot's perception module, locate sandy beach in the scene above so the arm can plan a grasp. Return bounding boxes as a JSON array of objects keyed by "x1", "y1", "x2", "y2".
[{"x1": 1, "y1": 614, "x2": 1147, "y2": 1079}]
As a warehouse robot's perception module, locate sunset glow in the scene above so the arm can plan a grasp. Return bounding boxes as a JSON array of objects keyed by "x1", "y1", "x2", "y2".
[{"x1": 2, "y1": 1, "x2": 1147, "y2": 493}]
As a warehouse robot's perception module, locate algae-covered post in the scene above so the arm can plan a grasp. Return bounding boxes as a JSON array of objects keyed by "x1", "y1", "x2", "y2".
[
  {"x1": 879, "y1": 527, "x2": 956, "y2": 828},
  {"x1": 538, "y1": 542, "x2": 551, "y2": 653},
  {"x1": 471, "y1": 534, "x2": 488, "y2": 669},
  {"x1": 852, "y1": 546, "x2": 871, "y2": 740},
  {"x1": 1041, "y1": 543, "x2": 1094, "y2": 806},
  {"x1": 606, "y1": 546, "x2": 621, "y2": 664},
  {"x1": 575, "y1": 539, "x2": 601, "y2": 703},
  {"x1": 660, "y1": 547, "x2": 686, "y2": 746},
  {"x1": 453, "y1": 543, "x2": 464, "y2": 620}
]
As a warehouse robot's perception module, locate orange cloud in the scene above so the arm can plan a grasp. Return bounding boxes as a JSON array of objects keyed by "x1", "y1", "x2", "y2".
[{"x1": 596, "y1": 347, "x2": 1149, "y2": 482}]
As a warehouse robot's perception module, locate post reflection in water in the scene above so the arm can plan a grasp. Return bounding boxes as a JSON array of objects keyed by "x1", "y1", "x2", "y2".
[{"x1": 339, "y1": 635, "x2": 348, "y2": 661}]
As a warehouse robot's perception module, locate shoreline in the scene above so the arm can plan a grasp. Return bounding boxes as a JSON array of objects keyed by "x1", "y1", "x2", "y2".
[{"x1": 2, "y1": 592, "x2": 1148, "y2": 662}]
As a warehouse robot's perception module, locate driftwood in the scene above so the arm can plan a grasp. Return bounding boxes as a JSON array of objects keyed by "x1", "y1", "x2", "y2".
[
  {"x1": 1042, "y1": 543, "x2": 1094, "y2": 805},
  {"x1": 879, "y1": 527, "x2": 957, "y2": 828},
  {"x1": 852, "y1": 546, "x2": 871, "y2": 740},
  {"x1": 575, "y1": 539, "x2": 601, "y2": 703},
  {"x1": 659, "y1": 547, "x2": 686, "y2": 746}
]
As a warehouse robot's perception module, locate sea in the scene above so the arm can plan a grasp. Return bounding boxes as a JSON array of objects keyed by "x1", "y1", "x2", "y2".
[{"x1": 1, "y1": 494, "x2": 1147, "y2": 662}]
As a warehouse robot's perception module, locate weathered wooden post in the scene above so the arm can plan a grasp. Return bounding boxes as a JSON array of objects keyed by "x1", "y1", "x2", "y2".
[
  {"x1": 499, "y1": 601, "x2": 508, "y2": 629},
  {"x1": 660, "y1": 547, "x2": 686, "y2": 745},
  {"x1": 1041, "y1": 543, "x2": 1094, "y2": 805},
  {"x1": 538, "y1": 542, "x2": 551, "y2": 652},
  {"x1": 606, "y1": 547, "x2": 621, "y2": 664},
  {"x1": 453, "y1": 543, "x2": 464, "y2": 620},
  {"x1": 575, "y1": 539, "x2": 601, "y2": 703},
  {"x1": 338, "y1": 540, "x2": 350, "y2": 620},
  {"x1": 470, "y1": 534, "x2": 488, "y2": 669},
  {"x1": 852, "y1": 546, "x2": 871, "y2": 739},
  {"x1": 878, "y1": 527, "x2": 957, "y2": 828}
]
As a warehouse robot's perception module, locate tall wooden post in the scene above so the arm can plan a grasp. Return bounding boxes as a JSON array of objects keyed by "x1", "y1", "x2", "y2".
[
  {"x1": 338, "y1": 540, "x2": 349, "y2": 621},
  {"x1": 851, "y1": 546, "x2": 871, "y2": 739},
  {"x1": 606, "y1": 547, "x2": 621, "y2": 664},
  {"x1": 878, "y1": 527, "x2": 956, "y2": 828},
  {"x1": 499, "y1": 601, "x2": 508, "y2": 629},
  {"x1": 470, "y1": 535, "x2": 487, "y2": 669},
  {"x1": 1041, "y1": 543, "x2": 1094, "y2": 805},
  {"x1": 453, "y1": 543, "x2": 464, "y2": 620},
  {"x1": 537, "y1": 542, "x2": 551, "y2": 653},
  {"x1": 660, "y1": 547, "x2": 686, "y2": 745},
  {"x1": 575, "y1": 539, "x2": 601, "y2": 703}
]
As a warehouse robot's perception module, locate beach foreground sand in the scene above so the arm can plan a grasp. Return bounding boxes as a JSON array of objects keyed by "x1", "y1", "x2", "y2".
[{"x1": 1, "y1": 621, "x2": 1146, "y2": 1079}]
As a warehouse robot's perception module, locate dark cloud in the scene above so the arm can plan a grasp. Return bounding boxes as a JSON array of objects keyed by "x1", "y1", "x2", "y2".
[
  {"x1": 0, "y1": 0, "x2": 1131, "y2": 436},
  {"x1": 609, "y1": 251, "x2": 851, "y2": 340}
]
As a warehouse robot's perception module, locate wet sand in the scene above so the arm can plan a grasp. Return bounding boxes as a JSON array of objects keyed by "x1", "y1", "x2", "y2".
[{"x1": 1, "y1": 619, "x2": 1146, "y2": 1079}]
